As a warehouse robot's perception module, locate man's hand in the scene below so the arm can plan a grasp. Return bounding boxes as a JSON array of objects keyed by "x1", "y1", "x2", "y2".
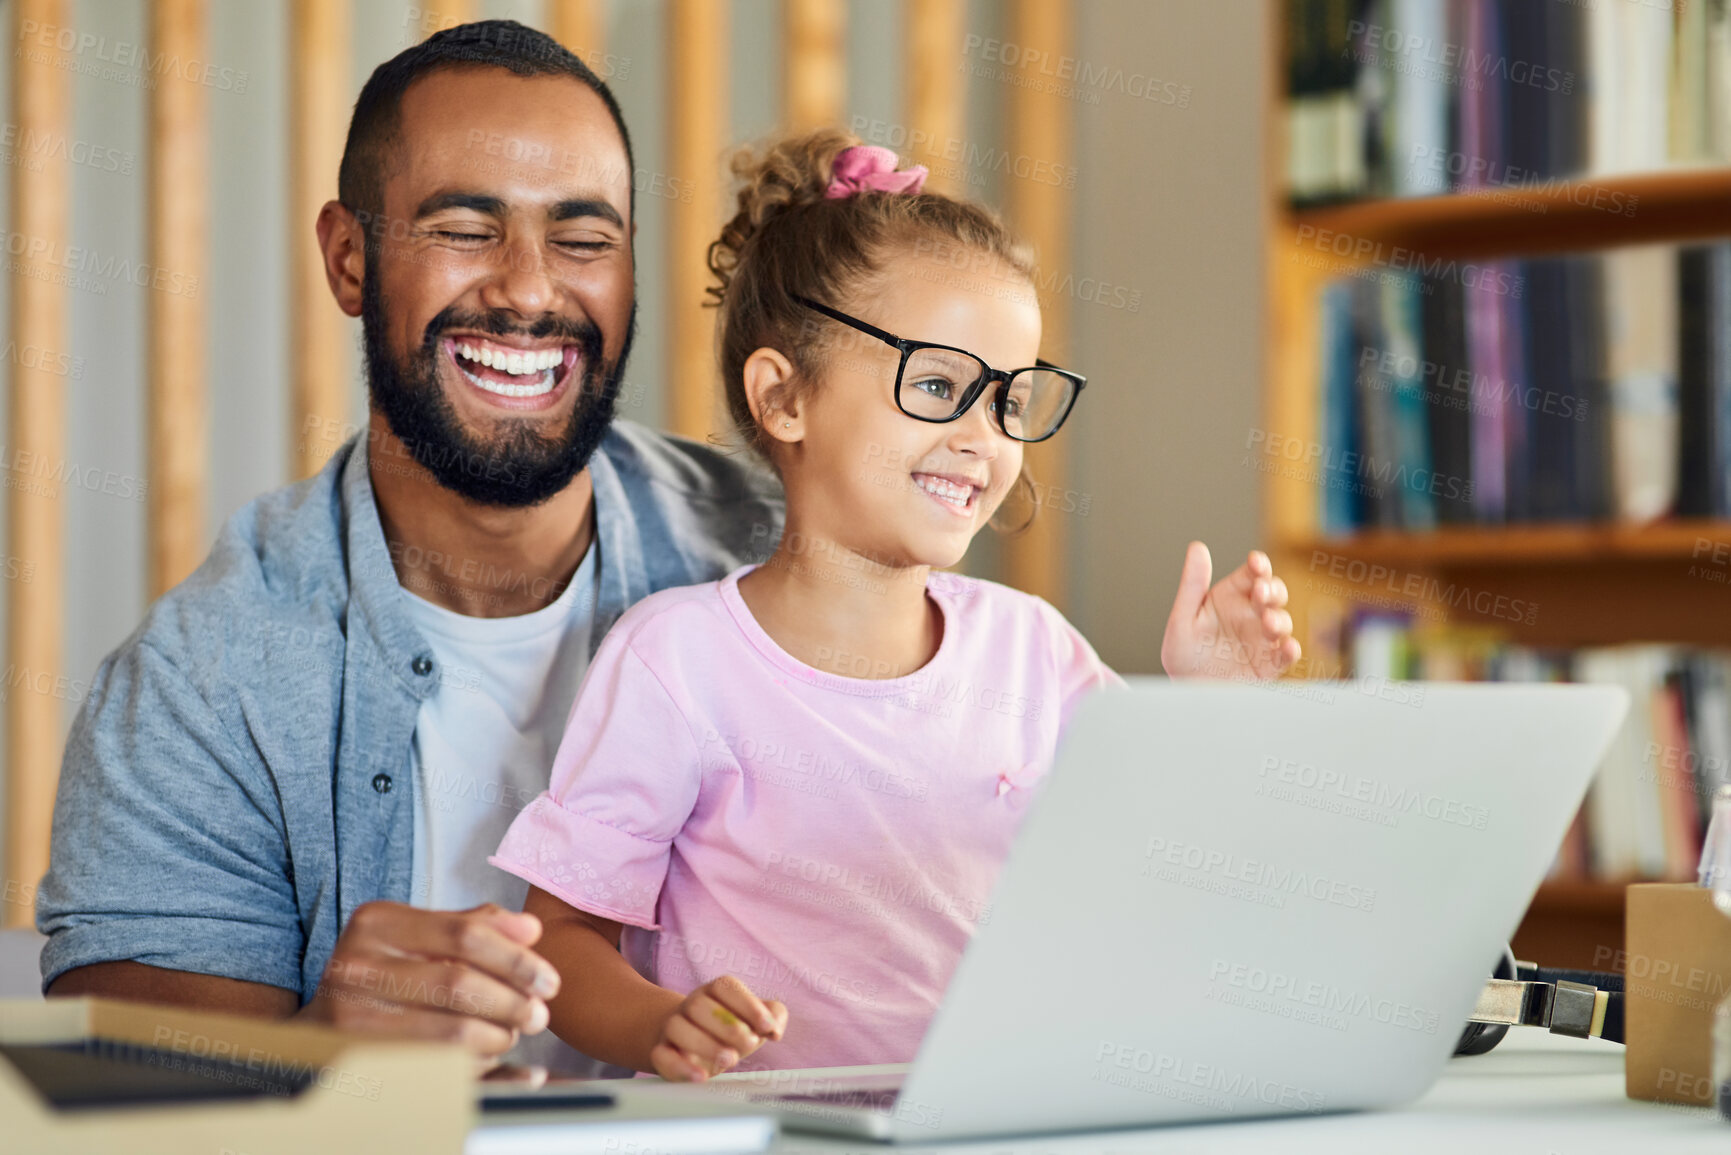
[
  {"x1": 299, "y1": 901, "x2": 561, "y2": 1057},
  {"x1": 651, "y1": 975, "x2": 788, "y2": 1082},
  {"x1": 1161, "y1": 542, "x2": 1301, "y2": 680}
]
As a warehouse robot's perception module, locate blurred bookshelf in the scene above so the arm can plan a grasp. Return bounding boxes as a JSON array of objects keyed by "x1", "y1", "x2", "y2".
[
  {"x1": 1288, "y1": 519, "x2": 1731, "y2": 566},
  {"x1": 1269, "y1": 1, "x2": 1731, "y2": 967},
  {"x1": 1510, "y1": 880, "x2": 1624, "y2": 972},
  {"x1": 1293, "y1": 167, "x2": 1731, "y2": 259}
]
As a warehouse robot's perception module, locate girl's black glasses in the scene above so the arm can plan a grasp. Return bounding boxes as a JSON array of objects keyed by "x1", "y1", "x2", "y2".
[{"x1": 793, "y1": 294, "x2": 1086, "y2": 443}]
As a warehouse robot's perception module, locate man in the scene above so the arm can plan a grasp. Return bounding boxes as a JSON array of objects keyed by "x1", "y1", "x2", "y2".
[{"x1": 37, "y1": 21, "x2": 1295, "y2": 1069}]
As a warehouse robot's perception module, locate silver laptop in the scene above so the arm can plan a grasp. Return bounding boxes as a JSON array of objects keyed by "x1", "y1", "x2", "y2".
[{"x1": 715, "y1": 680, "x2": 1627, "y2": 1142}]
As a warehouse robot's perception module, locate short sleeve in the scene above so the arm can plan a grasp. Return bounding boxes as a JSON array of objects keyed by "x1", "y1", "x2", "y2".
[
  {"x1": 490, "y1": 631, "x2": 702, "y2": 930},
  {"x1": 1033, "y1": 599, "x2": 1126, "y2": 731},
  {"x1": 36, "y1": 641, "x2": 304, "y2": 995}
]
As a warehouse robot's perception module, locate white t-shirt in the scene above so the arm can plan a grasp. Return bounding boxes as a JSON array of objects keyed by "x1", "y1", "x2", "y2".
[{"x1": 404, "y1": 543, "x2": 612, "y2": 1074}]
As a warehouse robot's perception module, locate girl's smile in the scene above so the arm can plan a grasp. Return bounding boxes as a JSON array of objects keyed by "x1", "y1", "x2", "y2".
[{"x1": 911, "y1": 469, "x2": 986, "y2": 517}]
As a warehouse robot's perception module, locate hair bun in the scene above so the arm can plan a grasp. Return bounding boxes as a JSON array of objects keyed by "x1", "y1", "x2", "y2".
[{"x1": 706, "y1": 127, "x2": 861, "y2": 306}]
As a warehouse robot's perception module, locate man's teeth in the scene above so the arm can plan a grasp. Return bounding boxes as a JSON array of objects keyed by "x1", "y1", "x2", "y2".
[
  {"x1": 452, "y1": 341, "x2": 567, "y2": 398},
  {"x1": 459, "y1": 365, "x2": 554, "y2": 398},
  {"x1": 916, "y1": 475, "x2": 976, "y2": 507},
  {"x1": 454, "y1": 342, "x2": 565, "y2": 376}
]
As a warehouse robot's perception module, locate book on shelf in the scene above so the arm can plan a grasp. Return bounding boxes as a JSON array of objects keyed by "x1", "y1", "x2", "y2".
[
  {"x1": 1285, "y1": 0, "x2": 1722, "y2": 204},
  {"x1": 1314, "y1": 240, "x2": 1731, "y2": 534},
  {"x1": 1604, "y1": 247, "x2": 1677, "y2": 524},
  {"x1": 1345, "y1": 615, "x2": 1722, "y2": 883}
]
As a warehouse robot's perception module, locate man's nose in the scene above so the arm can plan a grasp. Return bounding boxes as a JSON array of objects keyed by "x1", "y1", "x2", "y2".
[{"x1": 480, "y1": 233, "x2": 559, "y2": 317}]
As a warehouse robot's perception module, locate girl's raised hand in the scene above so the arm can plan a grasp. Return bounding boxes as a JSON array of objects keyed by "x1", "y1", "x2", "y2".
[
  {"x1": 1159, "y1": 542, "x2": 1301, "y2": 681},
  {"x1": 650, "y1": 974, "x2": 788, "y2": 1082}
]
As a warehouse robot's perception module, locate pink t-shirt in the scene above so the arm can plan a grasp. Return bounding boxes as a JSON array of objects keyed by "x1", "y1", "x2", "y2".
[{"x1": 490, "y1": 565, "x2": 1120, "y2": 1070}]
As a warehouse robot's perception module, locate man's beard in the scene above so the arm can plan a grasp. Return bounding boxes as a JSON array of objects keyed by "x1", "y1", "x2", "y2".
[{"x1": 360, "y1": 271, "x2": 635, "y2": 508}]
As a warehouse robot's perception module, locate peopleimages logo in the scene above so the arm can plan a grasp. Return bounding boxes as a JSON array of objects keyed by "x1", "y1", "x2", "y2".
[
  {"x1": 761, "y1": 850, "x2": 992, "y2": 925},
  {"x1": 1142, "y1": 836, "x2": 1377, "y2": 913},
  {"x1": 848, "y1": 116, "x2": 1079, "y2": 189},
  {"x1": 1345, "y1": 19, "x2": 1574, "y2": 95},
  {"x1": 1306, "y1": 548, "x2": 1536, "y2": 627},
  {"x1": 148, "y1": 1026, "x2": 380, "y2": 1101},
  {"x1": 1257, "y1": 755, "x2": 1490, "y2": 831},
  {"x1": 0, "y1": 230, "x2": 199, "y2": 298},
  {"x1": 1357, "y1": 346, "x2": 1589, "y2": 422},
  {"x1": 1406, "y1": 145, "x2": 1638, "y2": 217},
  {"x1": 960, "y1": 35, "x2": 1193, "y2": 107},
  {"x1": 0, "y1": 123, "x2": 134, "y2": 175},
  {"x1": 16, "y1": 20, "x2": 250, "y2": 92},
  {"x1": 1293, "y1": 223, "x2": 1524, "y2": 297},
  {"x1": 1247, "y1": 428, "x2": 1476, "y2": 506},
  {"x1": 1091, "y1": 1042, "x2": 1326, "y2": 1112},
  {"x1": 1207, "y1": 959, "x2": 1443, "y2": 1035},
  {"x1": 699, "y1": 728, "x2": 931, "y2": 801}
]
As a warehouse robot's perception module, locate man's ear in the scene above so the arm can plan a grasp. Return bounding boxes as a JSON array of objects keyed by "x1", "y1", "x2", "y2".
[
  {"x1": 742, "y1": 347, "x2": 803, "y2": 444},
  {"x1": 315, "y1": 200, "x2": 366, "y2": 319}
]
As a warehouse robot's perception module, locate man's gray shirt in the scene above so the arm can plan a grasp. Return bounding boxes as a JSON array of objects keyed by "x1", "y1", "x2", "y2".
[{"x1": 36, "y1": 422, "x2": 783, "y2": 1000}]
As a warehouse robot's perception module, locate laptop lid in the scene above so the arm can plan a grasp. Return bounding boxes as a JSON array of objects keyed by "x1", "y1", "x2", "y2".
[{"x1": 893, "y1": 680, "x2": 1628, "y2": 1142}]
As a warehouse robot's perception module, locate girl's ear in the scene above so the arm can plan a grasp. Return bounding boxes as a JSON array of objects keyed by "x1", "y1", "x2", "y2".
[{"x1": 742, "y1": 346, "x2": 804, "y2": 444}]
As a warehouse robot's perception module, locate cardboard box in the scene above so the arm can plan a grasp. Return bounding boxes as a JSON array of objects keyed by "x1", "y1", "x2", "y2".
[
  {"x1": 1625, "y1": 882, "x2": 1731, "y2": 1106},
  {"x1": 0, "y1": 997, "x2": 474, "y2": 1154}
]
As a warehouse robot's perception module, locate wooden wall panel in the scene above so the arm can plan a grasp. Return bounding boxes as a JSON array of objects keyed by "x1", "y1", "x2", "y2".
[
  {"x1": 1001, "y1": 0, "x2": 1073, "y2": 606},
  {"x1": 783, "y1": 0, "x2": 845, "y2": 130},
  {"x1": 903, "y1": 0, "x2": 965, "y2": 193},
  {"x1": 5, "y1": 0, "x2": 70, "y2": 926},
  {"x1": 148, "y1": 0, "x2": 209, "y2": 597},
  {"x1": 667, "y1": 0, "x2": 729, "y2": 441},
  {"x1": 289, "y1": 0, "x2": 349, "y2": 478},
  {"x1": 550, "y1": 0, "x2": 604, "y2": 56}
]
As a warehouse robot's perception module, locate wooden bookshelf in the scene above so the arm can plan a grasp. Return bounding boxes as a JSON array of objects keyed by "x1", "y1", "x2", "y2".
[
  {"x1": 1511, "y1": 882, "x2": 1627, "y2": 971},
  {"x1": 1263, "y1": 15, "x2": 1731, "y2": 967},
  {"x1": 1286, "y1": 519, "x2": 1731, "y2": 567},
  {"x1": 1285, "y1": 522, "x2": 1731, "y2": 651},
  {"x1": 1293, "y1": 167, "x2": 1731, "y2": 259}
]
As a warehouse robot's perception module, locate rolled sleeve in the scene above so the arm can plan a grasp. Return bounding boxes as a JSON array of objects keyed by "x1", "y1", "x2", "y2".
[
  {"x1": 491, "y1": 634, "x2": 702, "y2": 931},
  {"x1": 36, "y1": 640, "x2": 303, "y2": 995},
  {"x1": 40, "y1": 915, "x2": 303, "y2": 996},
  {"x1": 491, "y1": 798, "x2": 673, "y2": 930}
]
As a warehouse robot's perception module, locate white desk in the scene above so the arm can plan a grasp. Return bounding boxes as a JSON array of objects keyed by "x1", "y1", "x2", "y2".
[{"x1": 769, "y1": 1033, "x2": 1722, "y2": 1153}]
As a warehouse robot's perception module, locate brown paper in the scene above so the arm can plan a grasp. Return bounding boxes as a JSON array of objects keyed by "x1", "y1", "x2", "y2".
[{"x1": 1625, "y1": 882, "x2": 1731, "y2": 1105}]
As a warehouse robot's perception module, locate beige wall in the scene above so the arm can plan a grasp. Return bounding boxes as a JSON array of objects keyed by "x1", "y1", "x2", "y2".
[{"x1": 1065, "y1": 0, "x2": 1269, "y2": 673}]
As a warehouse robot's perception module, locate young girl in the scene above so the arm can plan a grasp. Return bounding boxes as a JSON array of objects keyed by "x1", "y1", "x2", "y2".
[{"x1": 490, "y1": 130, "x2": 1298, "y2": 1080}]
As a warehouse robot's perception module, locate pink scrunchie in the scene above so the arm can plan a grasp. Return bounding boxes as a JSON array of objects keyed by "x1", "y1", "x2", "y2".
[{"x1": 825, "y1": 145, "x2": 929, "y2": 199}]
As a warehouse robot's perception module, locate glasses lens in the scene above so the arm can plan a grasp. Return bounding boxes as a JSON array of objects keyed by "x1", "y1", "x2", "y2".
[
  {"x1": 998, "y1": 368, "x2": 1077, "y2": 440},
  {"x1": 899, "y1": 348, "x2": 988, "y2": 420}
]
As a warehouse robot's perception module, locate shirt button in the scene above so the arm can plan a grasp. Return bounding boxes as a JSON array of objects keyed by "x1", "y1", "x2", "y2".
[
  {"x1": 372, "y1": 773, "x2": 393, "y2": 795},
  {"x1": 411, "y1": 655, "x2": 434, "y2": 677}
]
